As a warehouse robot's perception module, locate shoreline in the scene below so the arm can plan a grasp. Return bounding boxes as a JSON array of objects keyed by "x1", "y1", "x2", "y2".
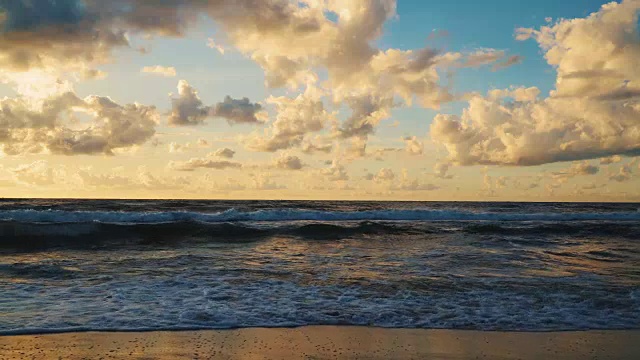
[{"x1": 1, "y1": 326, "x2": 639, "y2": 359}]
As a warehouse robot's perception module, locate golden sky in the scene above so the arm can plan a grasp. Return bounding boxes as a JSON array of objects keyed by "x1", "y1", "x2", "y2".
[{"x1": 0, "y1": 0, "x2": 639, "y2": 201}]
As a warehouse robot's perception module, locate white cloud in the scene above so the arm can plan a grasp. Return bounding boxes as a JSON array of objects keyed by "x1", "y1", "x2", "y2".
[
  {"x1": 206, "y1": 38, "x2": 225, "y2": 54},
  {"x1": 247, "y1": 86, "x2": 332, "y2": 152},
  {"x1": 432, "y1": 0, "x2": 640, "y2": 167}
]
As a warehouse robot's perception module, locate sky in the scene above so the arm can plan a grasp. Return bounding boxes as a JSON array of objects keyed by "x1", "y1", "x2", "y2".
[{"x1": 0, "y1": 0, "x2": 639, "y2": 201}]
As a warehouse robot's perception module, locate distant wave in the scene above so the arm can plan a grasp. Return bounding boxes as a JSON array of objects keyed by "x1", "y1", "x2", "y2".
[{"x1": 1, "y1": 208, "x2": 640, "y2": 224}]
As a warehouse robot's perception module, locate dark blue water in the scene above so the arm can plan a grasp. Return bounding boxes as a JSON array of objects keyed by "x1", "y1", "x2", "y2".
[{"x1": 0, "y1": 199, "x2": 639, "y2": 334}]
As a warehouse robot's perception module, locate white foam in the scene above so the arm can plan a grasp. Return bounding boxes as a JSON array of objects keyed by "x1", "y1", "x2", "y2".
[{"x1": 1, "y1": 275, "x2": 638, "y2": 334}]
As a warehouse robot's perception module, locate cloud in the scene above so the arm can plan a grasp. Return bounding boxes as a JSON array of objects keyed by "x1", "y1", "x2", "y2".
[
  {"x1": 10, "y1": 160, "x2": 55, "y2": 186},
  {"x1": 168, "y1": 139, "x2": 212, "y2": 153},
  {"x1": 168, "y1": 80, "x2": 210, "y2": 126},
  {"x1": 321, "y1": 160, "x2": 349, "y2": 181},
  {"x1": 373, "y1": 168, "x2": 395, "y2": 182},
  {"x1": 274, "y1": 154, "x2": 304, "y2": 170},
  {"x1": 609, "y1": 164, "x2": 634, "y2": 182},
  {"x1": 213, "y1": 96, "x2": 265, "y2": 125},
  {"x1": 0, "y1": 91, "x2": 158, "y2": 155},
  {"x1": 169, "y1": 80, "x2": 264, "y2": 126},
  {"x1": 168, "y1": 142, "x2": 185, "y2": 153},
  {"x1": 432, "y1": 0, "x2": 640, "y2": 167},
  {"x1": 463, "y1": 49, "x2": 506, "y2": 68},
  {"x1": 206, "y1": 38, "x2": 225, "y2": 54},
  {"x1": 247, "y1": 87, "x2": 331, "y2": 152},
  {"x1": 403, "y1": 136, "x2": 424, "y2": 155},
  {"x1": 433, "y1": 162, "x2": 453, "y2": 179},
  {"x1": 213, "y1": 148, "x2": 236, "y2": 159},
  {"x1": 169, "y1": 158, "x2": 242, "y2": 172},
  {"x1": 552, "y1": 161, "x2": 600, "y2": 180},
  {"x1": 77, "y1": 167, "x2": 133, "y2": 189},
  {"x1": 391, "y1": 169, "x2": 440, "y2": 191},
  {"x1": 250, "y1": 174, "x2": 286, "y2": 190},
  {"x1": 334, "y1": 95, "x2": 395, "y2": 140},
  {"x1": 600, "y1": 155, "x2": 623, "y2": 165},
  {"x1": 492, "y1": 55, "x2": 523, "y2": 71},
  {"x1": 301, "y1": 138, "x2": 333, "y2": 154},
  {"x1": 1, "y1": 0, "x2": 503, "y2": 160},
  {"x1": 141, "y1": 65, "x2": 177, "y2": 77}
]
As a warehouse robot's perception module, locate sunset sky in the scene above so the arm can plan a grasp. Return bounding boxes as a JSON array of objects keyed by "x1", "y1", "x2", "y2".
[{"x1": 0, "y1": 0, "x2": 639, "y2": 201}]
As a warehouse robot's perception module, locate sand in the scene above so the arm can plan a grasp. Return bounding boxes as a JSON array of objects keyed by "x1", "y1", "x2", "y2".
[{"x1": 1, "y1": 326, "x2": 638, "y2": 359}]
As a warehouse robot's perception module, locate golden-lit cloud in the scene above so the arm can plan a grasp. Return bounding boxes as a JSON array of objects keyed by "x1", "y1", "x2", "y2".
[
  {"x1": 0, "y1": 91, "x2": 158, "y2": 155},
  {"x1": 432, "y1": 0, "x2": 640, "y2": 166},
  {"x1": 141, "y1": 66, "x2": 177, "y2": 77}
]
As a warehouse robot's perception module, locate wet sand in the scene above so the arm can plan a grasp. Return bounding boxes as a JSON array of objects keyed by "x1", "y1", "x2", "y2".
[{"x1": 1, "y1": 326, "x2": 638, "y2": 359}]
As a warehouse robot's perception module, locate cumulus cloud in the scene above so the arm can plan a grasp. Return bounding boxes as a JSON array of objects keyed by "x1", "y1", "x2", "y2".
[
  {"x1": 403, "y1": 136, "x2": 424, "y2": 155},
  {"x1": 432, "y1": 0, "x2": 640, "y2": 167},
  {"x1": 274, "y1": 154, "x2": 304, "y2": 170},
  {"x1": 213, "y1": 148, "x2": 235, "y2": 159},
  {"x1": 0, "y1": 91, "x2": 158, "y2": 155},
  {"x1": 168, "y1": 80, "x2": 210, "y2": 126},
  {"x1": 378, "y1": 169, "x2": 440, "y2": 191},
  {"x1": 2, "y1": 0, "x2": 507, "y2": 159},
  {"x1": 251, "y1": 173, "x2": 286, "y2": 190},
  {"x1": 394, "y1": 179, "x2": 439, "y2": 191},
  {"x1": 169, "y1": 80, "x2": 264, "y2": 126},
  {"x1": 141, "y1": 65, "x2": 176, "y2": 77},
  {"x1": 373, "y1": 168, "x2": 395, "y2": 182},
  {"x1": 76, "y1": 167, "x2": 133, "y2": 189},
  {"x1": 247, "y1": 86, "x2": 331, "y2": 152},
  {"x1": 213, "y1": 96, "x2": 265, "y2": 125},
  {"x1": 321, "y1": 160, "x2": 349, "y2": 181},
  {"x1": 433, "y1": 162, "x2": 453, "y2": 179}
]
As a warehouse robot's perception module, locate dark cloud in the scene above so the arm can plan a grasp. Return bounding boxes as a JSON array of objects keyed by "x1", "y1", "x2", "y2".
[
  {"x1": 169, "y1": 81, "x2": 263, "y2": 126},
  {"x1": 1, "y1": 0, "x2": 85, "y2": 32},
  {"x1": 275, "y1": 154, "x2": 304, "y2": 170},
  {"x1": 212, "y1": 96, "x2": 264, "y2": 125}
]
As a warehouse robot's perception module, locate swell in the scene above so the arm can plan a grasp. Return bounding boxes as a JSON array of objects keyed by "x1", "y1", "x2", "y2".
[
  {"x1": 1, "y1": 218, "x2": 639, "y2": 251},
  {"x1": 0, "y1": 221, "x2": 422, "y2": 250},
  {"x1": 1, "y1": 207, "x2": 640, "y2": 223},
  {"x1": 464, "y1": 222, "x2": 640, "y2": 238}
]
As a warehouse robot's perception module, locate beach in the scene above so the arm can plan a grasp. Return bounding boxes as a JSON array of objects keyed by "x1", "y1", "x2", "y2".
[{"x1": 1, "y1": 326, "x2": 639, "y2": 359}]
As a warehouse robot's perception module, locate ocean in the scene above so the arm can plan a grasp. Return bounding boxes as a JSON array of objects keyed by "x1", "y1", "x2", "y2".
[{"x1": 0, "y1": 199, "x2": 639, "y2": 335}]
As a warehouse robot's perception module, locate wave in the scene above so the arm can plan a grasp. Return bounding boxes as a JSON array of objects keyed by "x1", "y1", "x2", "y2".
[
  {"x1": 0, "y1": 221, "x2": 426, "y2": 250},
  {"x1": 1, "y1": 207, "x2": 640, "y2": 224}
]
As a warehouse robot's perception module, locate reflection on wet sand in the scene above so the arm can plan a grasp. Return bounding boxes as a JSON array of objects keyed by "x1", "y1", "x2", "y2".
[{"x1": 1, "y1": 326, "x2": 639, "y2": 360}]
